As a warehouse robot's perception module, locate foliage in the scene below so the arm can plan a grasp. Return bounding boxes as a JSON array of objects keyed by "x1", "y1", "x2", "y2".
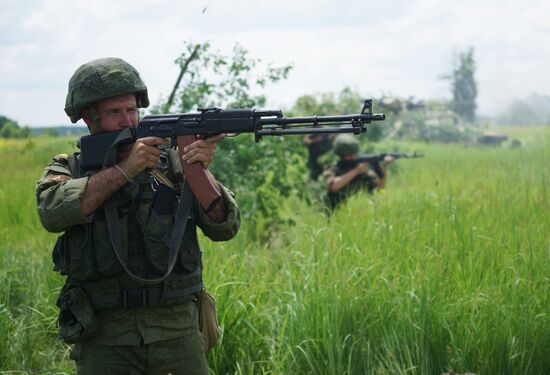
[
  {"x1": 286, "y1": 88, "x2": 484, "y2": 143},
  {"x1": 151, "y1": 41, "x2": 298, "y2": 240},
  {"x1": 152, "y1": 41, "x2": 293, "y2": 113},
  {"x1": 291, "y1": 88, "x2": 480, "y2": 143},
  {"x1": 0, "y1": 115, "x2": 30, "y2": 138},
  {"x1": 288, "y1": 88, "x2": 385, "y2": 142},
  {"x1": 392, "y1": 99, "x2": 480, "y2": 143},
  {"x1": 210, "y1": 136, "x2": 309, "y2": 241},
  {"x1": 442, "y1": 48, "x2": 478, "y2": 123}
]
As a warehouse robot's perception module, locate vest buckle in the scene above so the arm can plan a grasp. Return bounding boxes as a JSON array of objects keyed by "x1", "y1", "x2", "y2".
[{"x1": 122, "y1": 288, "x2": 147, "y2": 307}]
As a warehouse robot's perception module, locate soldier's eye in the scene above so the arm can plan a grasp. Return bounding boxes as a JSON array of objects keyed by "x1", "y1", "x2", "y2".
[{"x1": 106, "y1": 109, "x2": 120, "y2": 117}]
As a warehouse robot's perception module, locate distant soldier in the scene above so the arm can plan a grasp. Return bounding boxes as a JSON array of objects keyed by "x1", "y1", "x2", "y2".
[
  {"x1": 303, "y1": 134, "x2": 334, "y2": 180},
  {"x1": 323, "y1": 134, "x2": 394, "y2": 210}
]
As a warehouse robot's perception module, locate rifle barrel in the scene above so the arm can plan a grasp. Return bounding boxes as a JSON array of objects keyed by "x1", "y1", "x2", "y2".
[{"x1": 257, "y1": 113, "x2": 384, "y2": 126}]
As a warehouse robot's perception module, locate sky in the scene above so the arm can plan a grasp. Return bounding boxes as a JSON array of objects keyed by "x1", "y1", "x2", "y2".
[{"x1": 1, "y1": 0, "x2": 549, "y2": 127}]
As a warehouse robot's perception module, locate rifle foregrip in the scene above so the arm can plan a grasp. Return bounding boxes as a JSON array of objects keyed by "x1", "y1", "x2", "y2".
[{"x1": 176, "y1": 135, "x2": 222, "y2": 212}]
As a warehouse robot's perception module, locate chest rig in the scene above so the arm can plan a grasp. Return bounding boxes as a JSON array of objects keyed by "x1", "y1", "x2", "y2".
[{"x1": 53, "y1": 147, "x2": 203, "y2": 309}]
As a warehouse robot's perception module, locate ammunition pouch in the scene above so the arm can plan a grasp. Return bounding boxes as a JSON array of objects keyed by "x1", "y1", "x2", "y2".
[
  {"x1": 198, "y1": 288, "x2": 221, "y2": 353},
  {"x1": 56, "y1": 283, "x2": 99, "y2": 344}
]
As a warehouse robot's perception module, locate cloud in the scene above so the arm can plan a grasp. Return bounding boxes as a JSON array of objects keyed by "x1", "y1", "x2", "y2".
[{"x1": 0, "y1": 0, "x2": 549, "y2": 125}]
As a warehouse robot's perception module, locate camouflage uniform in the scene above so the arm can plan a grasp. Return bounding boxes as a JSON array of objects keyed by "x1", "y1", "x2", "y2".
[
  {"x1": 323, "y1": 134, "x2": 379, "y2": 210},
  {"x1": 323, "y1": 161, "x2": 379, "y2": 210},
  {"x1": 36, "y1": 58, "x2": 240, "y2": 374}
]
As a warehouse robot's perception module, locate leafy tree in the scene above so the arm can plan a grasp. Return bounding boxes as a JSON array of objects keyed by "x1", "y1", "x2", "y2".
[
  {"x1": 154, "y1": 41, "x2": 292, "y2": 113},
  {"x1": 445, "y1": 48, "x2": 478, "y2": 123},
  {"x1": 0, "y1": 115, "x2": 30, "y2": 138},
  {"x1": 288, "y1": 88, "x2": 384, "y2": 142},
  {"x1": 155, "y1": 41, "x2": 299, "y2": 241}
]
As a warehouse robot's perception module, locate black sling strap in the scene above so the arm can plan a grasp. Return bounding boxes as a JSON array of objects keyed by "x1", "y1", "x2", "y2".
[
  {"x1": 104, "y1": 180, "x2": 193, "y2": 285},
  {"x1": 102, "y1": 128, "x2": 194, "y2": 285}
]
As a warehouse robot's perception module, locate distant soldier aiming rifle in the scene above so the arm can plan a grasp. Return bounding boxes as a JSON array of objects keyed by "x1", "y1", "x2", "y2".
[{"x1": 324, "y1": 134, "x2": 423, "y2": 210}]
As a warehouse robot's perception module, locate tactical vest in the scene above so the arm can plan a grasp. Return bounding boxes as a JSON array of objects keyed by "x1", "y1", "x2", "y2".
[
  {"x1": 52, "y1": 148, "x2": 203, "y2": 309},
  {"x1": 326, "y1": 161, "x2": 377, "y2": 210}
]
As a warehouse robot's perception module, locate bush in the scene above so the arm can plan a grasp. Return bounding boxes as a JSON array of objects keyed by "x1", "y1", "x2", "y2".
[{"x1": 0, "y1": 116, "x2": 30, "y2": 139}]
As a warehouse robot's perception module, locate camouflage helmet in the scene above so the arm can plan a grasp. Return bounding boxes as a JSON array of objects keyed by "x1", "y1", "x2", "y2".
[
  {"x1": 64, "y1": 57, "x2": 149, "y2": 123},
  {"x1": 333, "y1": 134, "x2": 359, "y2": 156}
]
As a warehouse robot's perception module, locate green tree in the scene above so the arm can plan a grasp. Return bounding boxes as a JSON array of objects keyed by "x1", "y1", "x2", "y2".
[
  {"x1": 0, "y1": 115, "x2": 30, "y2": 138},
  {"x1": 154, "y1": 41, "x2": 292, "y2": 113},
  {"x1": 446, "y1": 48, "x2": 478, "y2": 123},
  {"x1": 289, "y1": 88, "x2": 384, "y2": 142},
  {"x1": 155, "y1": 41, "x2": 300, "y2": 241}
]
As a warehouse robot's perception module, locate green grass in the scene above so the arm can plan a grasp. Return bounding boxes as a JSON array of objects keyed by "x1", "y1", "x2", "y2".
[{"x1": 0, "y1": 127, "x2": 548, "y2": 374}]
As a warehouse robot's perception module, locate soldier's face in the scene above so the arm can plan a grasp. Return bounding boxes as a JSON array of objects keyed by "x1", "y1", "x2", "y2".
[{"x1": 92, "y1": 94, "x2": 139, "y2": 134}]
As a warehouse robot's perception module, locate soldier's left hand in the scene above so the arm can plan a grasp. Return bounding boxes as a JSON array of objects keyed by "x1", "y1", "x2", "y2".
[
  {"x1": 181, "y1": 133, "x2": 226, "y2": 169},
  {"x1": 382, "y1": 155, "x2": 396, "y2": 166}
]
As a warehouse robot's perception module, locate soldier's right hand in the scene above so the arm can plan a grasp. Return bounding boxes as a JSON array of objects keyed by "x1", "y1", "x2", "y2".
[
  {"x1": 355, "y1": 162, "x2": 369, "y2": 174},
  {"x1": 118, "y1": 137, "x2": 168, "y2": 179}
]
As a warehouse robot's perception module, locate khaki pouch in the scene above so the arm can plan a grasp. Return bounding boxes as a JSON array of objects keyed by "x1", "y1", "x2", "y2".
[{"x1": 197, "y1": 289, "x2": 221, "y2": 352}]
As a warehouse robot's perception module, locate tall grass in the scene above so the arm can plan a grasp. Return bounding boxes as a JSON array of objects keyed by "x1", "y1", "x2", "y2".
[
  {"x1": 0, "y1": 137, "x2": 77, "y2": 374},
  {"x1": 0, "y1": 127, "x2": 548, "y2": 374}
]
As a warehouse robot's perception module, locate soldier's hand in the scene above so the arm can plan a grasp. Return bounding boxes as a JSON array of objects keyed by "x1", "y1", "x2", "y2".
[
  {"x1": 355, "y1": 162, "x2": 369, "y2": 174},
  {"x1": 118, "y1": 137, "x2": 168, "y2": 179},
  {"x1": 382, "y1": 155, "x2": 396, "y2": 166},
  {"x1": 116, "y1": 143, "x2": 133, "y2": 162},
  {"x1": 181, "y1": 133, "x2": 226, "y2": 169}
]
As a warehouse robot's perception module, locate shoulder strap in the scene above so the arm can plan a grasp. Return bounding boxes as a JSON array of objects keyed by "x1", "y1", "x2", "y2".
[{"x1": 104, "y1": 181, "x2": 193, "y2": 285}]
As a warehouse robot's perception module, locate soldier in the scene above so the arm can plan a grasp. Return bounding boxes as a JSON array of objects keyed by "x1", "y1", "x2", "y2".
[
  {"x1": 36, "y1": 57, "x2": 240, "y2": 374},
  {"x1": 323, "y1": 134, "x2": 394, "y2": 210},
  {"x1": 303, "y1": 134, "x2": 335, "y2": 180}
]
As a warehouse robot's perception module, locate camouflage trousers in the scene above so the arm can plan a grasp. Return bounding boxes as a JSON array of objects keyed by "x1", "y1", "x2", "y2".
[{"x1": 71, "y1": 333, "x2": 208, "y2": 375}]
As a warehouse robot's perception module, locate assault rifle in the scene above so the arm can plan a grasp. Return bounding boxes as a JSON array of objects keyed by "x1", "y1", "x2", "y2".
[
  {"x1": 80, "y1": 99, "x2": 385, "y2": 211},
  {"x1": 337, "y1": 151, "x2": 424, "y2": 178}
]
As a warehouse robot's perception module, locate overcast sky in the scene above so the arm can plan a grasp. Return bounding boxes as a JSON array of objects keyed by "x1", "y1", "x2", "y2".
[{"x1": 1, "y1": 0, "x2": 548, "y2": 126}]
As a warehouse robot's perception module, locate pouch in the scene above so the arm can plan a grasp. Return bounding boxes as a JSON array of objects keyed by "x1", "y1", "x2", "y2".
[
  {"x1": 52, "y1": 235, "x2": 70, "y2": 275},
  {"x1": 56, "y1": 283, "x2": 99, "y2": 344},
  {"x1": 197, "y1": 289, "x2": 221, "y2": 352}
]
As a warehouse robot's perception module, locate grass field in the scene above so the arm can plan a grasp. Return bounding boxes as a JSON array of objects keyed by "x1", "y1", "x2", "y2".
[{"x1": 0, "y1": 127, "x2": 548, "y2": 374}]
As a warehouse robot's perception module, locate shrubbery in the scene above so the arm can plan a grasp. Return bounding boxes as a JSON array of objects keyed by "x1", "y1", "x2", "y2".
[{"x1": 0, "y1": 115, "x2": 30, "y2": 139}]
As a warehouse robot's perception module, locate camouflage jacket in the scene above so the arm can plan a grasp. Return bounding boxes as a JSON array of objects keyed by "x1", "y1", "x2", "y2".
[
  {"x1": 36, "y1": 150, "x2": 240, "y2": 345},
  {"x1": 323, "y1": 161, "x2": 378, "y2": 210}
]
